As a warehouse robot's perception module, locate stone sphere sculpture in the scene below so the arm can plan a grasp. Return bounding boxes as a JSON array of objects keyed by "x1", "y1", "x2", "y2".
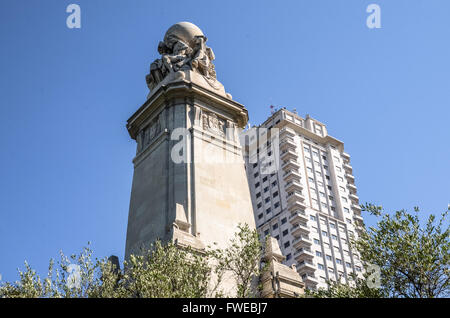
[
  {"x1": 163, "y1": 22, "x2": 205, "y2": 50},
  {"x1": 146, "y1": 21, "x2": 218, "y2": 94}
]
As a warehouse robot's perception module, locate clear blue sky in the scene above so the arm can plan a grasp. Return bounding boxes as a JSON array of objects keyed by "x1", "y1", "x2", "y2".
[{"x1": 0, "y1": 0, "x2": 449, "y2": 282}]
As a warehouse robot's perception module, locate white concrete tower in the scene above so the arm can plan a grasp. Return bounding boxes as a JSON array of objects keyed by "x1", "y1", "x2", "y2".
[{"x1": 244, "y1": 108, "x2": 365, "y2": 291}]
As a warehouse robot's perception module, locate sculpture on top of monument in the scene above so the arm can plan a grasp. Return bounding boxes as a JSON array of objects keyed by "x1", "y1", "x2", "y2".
[{"x1": 146, "y1": 22, "x2": 218, "y2": 93}]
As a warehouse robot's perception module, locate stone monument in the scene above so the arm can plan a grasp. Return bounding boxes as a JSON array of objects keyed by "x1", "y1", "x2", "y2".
[{"x1": 125, "y1": 22, "x2": 256, "y2": 260}]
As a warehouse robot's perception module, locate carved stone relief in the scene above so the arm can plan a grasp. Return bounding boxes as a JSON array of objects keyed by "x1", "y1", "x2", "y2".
[
  {"x1": 139, "y1": 112, "x2": 164, "y2": 152},
  {"x1": 202, "y1": 111, "x2": 226, "y2": 138}
]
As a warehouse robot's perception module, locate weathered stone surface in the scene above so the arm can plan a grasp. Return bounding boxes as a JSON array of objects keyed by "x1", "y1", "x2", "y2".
[
  {"x1": 146, "y1": 22, "x2": 220, "y2": 97},
  {"x1": 261, "y1": 237, "x2": 305, "y2": 298}
]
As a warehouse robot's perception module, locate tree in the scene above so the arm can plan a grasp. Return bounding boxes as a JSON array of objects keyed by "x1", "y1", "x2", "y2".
[
  {"x1": 307, "y1": 204, "x2": 449, "y2": 298},
  {"x1": 0, "y1": 224, "x2": 265, "y2": 298},
  {"x1": 354, "y1": 204, "x2": 449, "y2": 298},
  {"x1": 211, "y1": 223, "x2": 267, "y2": 297},
  {"x1": 305, "y1": 273, "x2": 386, "y2": 298}
]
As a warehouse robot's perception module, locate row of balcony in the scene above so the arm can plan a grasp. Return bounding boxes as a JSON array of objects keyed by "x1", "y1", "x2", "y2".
[
  {"x1": 289, "y1": 210, "x2": 308, "y2": 225},
  {"x1": 292, "y1": 235, "x2": 312, "y2": 249},
  {"x1": 294, "y1": 247, "x2": 314, "y2": 262},
  {"x1": 291, "y1": 222, "x2": 310, "y2": 238},
  {"x1": 300, "y1": 272, "x2": 318, "y2": 285},
  {"x1": 283, "y1": 170, "x2": 301, "y2": 182},
  {"x1": 280, "y1": 149, "x2": 298, "y2": 161},
  {"x1": 285, "y1": 180, "x2": 303, "y2": 193},
  {"x1": 279, "y1": 137, "x2": 296, "y2": 152},
  {"x1": 281, "y1": 159, "x2": 300, "y2": 171},
  {"x1": 297, "y1": 260, "x2": 316, "y2": 273},
  {"x1": 279, "y1": 127, "x2": 295, "y2": 139}
]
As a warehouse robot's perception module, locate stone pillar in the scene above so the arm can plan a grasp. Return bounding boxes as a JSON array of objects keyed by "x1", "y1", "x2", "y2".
[{"x1": 124, "y1": 73, "x2": 255, "y2": 258}]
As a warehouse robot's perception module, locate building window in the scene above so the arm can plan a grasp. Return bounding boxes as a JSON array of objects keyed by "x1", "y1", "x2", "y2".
[
  {"x1": 265, "y1": 197, "x2": 270, "y2": 203},
  {"x1": 284, "y1": 241, "x2": 290, "y2": 248},
  {"x1": 266, "y1": 208, "x2": 271, "y2": 214},
  {"x1": 256, "y1": 192, "x2": 261, "y2": 198},
  {"x1": 318, "y1": 263, "x2": 324, "y2": 270},
  {"x1": 257, "y1": 203, "x2": 262, "y2": 209},
  {"x1": 254, "y1": 172, "x2": 259, "y2": 178},
  {"x1": 273, "y1": 191, "x2": 278, "y2": 197},
  {"x1": 282, "y1": 229, "x2": 289, "y2": 236},
  {"x1": 319, "y1": 192, "x2": 326, "y2": 197},
  {"x1": 341, "y1": 197, "x2": 348, "y2": 203},
  {"x1": 321, "y1": 202, "x2": 328, "y2": 209},
  {"x1": 336, "y1": 259, "x2": 342, "y2": 265},
  {"x1": 338, "y1": 176, "x2": 344, "y2": 182},
  {"x1": 274, "y1": 202, "x2": 280, "y2": 208},
  {"x1": 258, "y1": 213, "x2": 263, "y2": 219},
  {"x1": 310, "y1": 215, "x2": 316, "y2": 221},
  {"x1": 356, "y1": 266, "x2": 361, "y2": 272},
  {"x1": 263, "y1": 187, "x2": 269, "y2": 193},
  {"x1": 264, "y1": 229, "x2": 269, "y2": 236},
  {"x1": 281, "y1": 218, "x2": 287, "y2": 224},
  {"x1": 340, "y1": 186, "x2": 345, "y2": 192},
  {"x1": 272, "y1": 223, "x2": 278, "y2": 230},
  {"x1": 346, "y1": 262, "x2": 351, "y2": 268},
  {"x1": 314, "y1": 239, "x2": 320, "y2": 245},
  {"x1": 344, "y1": 208, "x2": 350, "y2": 213},
  {"x1": 332, "y1": 234, "x2": 337, "y2": 240},
  {"x1": 271, "y1": 181, "x2": 277, "y2": 187},
  {"x1": 326, "y1": 255, "x2": 332, "y2": 261},
  {"x1": 316, "y1": 251, "x2": 322, "y2": 257},
  {"x1": 262, "y1": 176, "x2": 268, "y2": 182},
  {"x1": 255, "y1": 182, "x2": 260, "y2": 188},
  {"x1": 322, "y1": 231, "x2": 328, "y2": 237},
  {"x1": 330, "y1": 223, "x2": 336, "y2": 229},
  {"x1": 328, "y1": 267, "x2": 335, "y2": 274},
  {"x1": 286, "y1": 254, "x2": 292, "y2": 261}
]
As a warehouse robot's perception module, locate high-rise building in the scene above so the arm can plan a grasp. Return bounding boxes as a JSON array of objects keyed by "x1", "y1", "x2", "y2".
[{"x1": 244, "y1": 108, "x2": 365, "y2": 291}]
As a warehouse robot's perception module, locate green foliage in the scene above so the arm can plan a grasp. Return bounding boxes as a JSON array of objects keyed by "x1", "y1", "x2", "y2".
[
  {"x1": 0, "y1": 224, "x2": 264, "y2": 298},
  {"x1": 354, "y1": 205, "x2": 449, "y2": 298},
  {"x1": 211, "y1": 224, "x2": 266, "y2": 297},
  {"x1": 307, "y1": 204, "x2": 449, "y2": 298},
  {"x1": 304, "y1": 273, "x2": 386, "y2": 298}
]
